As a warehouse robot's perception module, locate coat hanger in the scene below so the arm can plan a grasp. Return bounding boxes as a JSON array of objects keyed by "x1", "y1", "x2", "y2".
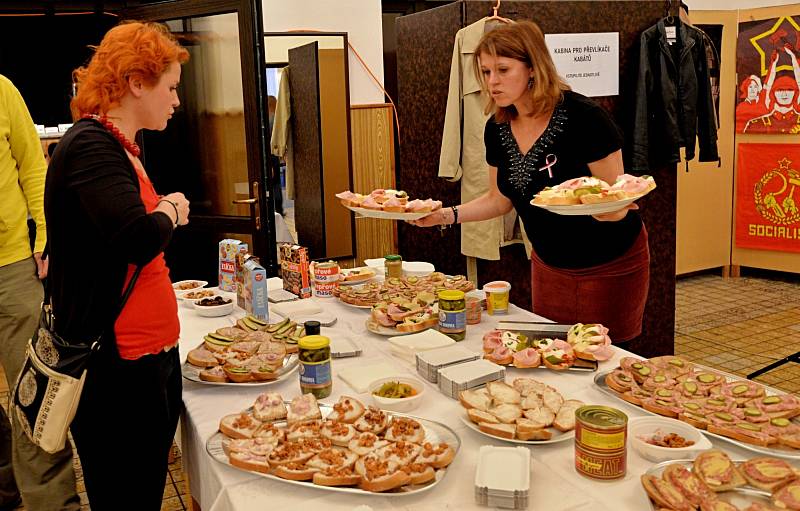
[
  {"x1": 663, "y1": 0, "x2": 681, "y2": 27},
  {"x1": 486, "y1": 0, "x2": 513, "y2": 24}
]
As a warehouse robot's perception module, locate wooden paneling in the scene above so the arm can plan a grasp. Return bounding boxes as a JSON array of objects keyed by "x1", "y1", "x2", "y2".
[
  {"x1": 676, "y1": 11, "x2": 736, "y2": 275},
  {"x1": 350, "y1": 104, "x2": 397, "y2": 264}
]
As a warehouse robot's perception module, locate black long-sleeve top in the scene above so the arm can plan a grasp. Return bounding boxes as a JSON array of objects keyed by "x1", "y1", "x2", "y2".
[{"x1": 44, "y1": 118, "x2": 174, "y2": 343}]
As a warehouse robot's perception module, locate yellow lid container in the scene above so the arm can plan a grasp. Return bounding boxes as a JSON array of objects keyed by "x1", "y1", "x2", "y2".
[
  {"x1": 298, "y1": 335, "x2": 330, "y2": 350},
  {"x1": 437, "y1": 290, "x2": 465, "y2": 301}
]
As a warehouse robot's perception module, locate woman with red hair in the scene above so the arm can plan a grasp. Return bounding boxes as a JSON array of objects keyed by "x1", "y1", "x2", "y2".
[{"x1": 44, "y1": 22, "x2": 190, "y2": 509}]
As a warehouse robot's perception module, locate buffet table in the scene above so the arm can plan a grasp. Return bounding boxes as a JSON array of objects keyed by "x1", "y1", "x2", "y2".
[{"x1": 177, "y1": 297, "x2": 757, "y2": 511}]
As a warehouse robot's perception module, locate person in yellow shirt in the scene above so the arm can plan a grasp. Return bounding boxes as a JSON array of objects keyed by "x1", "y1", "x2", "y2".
[{"x1": 0, "y1": 75, "x2": 79, "y2": 510}]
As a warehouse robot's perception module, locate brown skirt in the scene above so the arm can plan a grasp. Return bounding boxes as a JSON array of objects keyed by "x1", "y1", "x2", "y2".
[{"x1": 531, "y1": 226, "x2": 650, "y2": 343}]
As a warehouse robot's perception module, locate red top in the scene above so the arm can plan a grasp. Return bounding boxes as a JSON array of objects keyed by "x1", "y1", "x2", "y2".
[{"x1": 114, "y1": 157, "x2": 180, "y2": 360}]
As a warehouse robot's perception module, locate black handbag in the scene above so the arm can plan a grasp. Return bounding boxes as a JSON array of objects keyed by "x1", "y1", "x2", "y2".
[{"x1": 12, "y1": 265, "x2": 141, "y2": 453}]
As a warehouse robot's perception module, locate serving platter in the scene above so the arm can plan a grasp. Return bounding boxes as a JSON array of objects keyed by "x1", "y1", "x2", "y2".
[
  {"x1": 531, "y1": 197, "x2": 638, "y2": 216},
  {"x1": 593, "y1": 368, "x2": 800, "y2": 460},
  {"x1": 459, "y1": 413, "x2": 575, "y2": 445},
  {"x1": 365, "y1": 319, "x2": 431, "y2": 337},
  {"x1": 643, "y1": 459, "x2": 771, "y2": 510},
  {"x1": 206, "y1": 403, "x2": 461, "y2": 496},
  {"x1": 344, "y1": 205, "x2": 430, "y2": 221},
  {"x1": 181, "y1": 353, "x2": 299, "y2": 386}
]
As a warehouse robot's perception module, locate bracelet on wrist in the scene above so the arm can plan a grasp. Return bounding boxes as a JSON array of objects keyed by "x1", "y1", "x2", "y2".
[
  {"x1": 158, "y1": 199, "x2": 180, "y2": 226},
  {"x1": 451, "y1": 205, "x2": 459, "y2": 225}
]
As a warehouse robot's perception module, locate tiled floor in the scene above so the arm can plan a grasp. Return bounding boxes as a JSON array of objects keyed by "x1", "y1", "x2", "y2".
[{"x1": 0, "y1": 268, "x2": 798, "y2": 509}]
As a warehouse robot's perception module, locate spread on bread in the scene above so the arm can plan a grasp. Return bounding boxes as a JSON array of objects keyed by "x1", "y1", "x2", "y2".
[
  {"x1": 336, "y1": 188, "x2": 442, "y2": 215},
  {"x1": 217, "y1": 394, "x2": 456, "y2": 492},
  {"x1": 604, "y1": 356, "x2": 800, "y2": 451},
  {"x1": 186, "y1": 316, "x2": 302, "y2": 383},
  {"x1": 336, "y1": 272, "x2": 473, "y2": 309},
  {"x1": 641, "y1": 450, "x2": 800, "y2": 511},
  {"x1": 533, "y1": 174, "x2": 656, "y2": 206},
  {"x1": 459, "y1": 378, "x2": 584, "y2": 441}
]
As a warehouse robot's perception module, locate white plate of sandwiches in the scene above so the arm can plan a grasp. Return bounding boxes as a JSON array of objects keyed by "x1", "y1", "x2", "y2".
[
  {"x1": 336, "y1": 189, "x2": 442, "y2": 221},
  {"x1": 181, "y1": 318, "x2": 300, "y2": 386},
  {"x1": 641, "y1": 449, "x2": 800, "y2": 511},
  {"x1": 594, "y1": 355, "x2": 800, "y2": 460},
  {"x1": 457, "y1": 378, "x2": 583, "y2": 445},
  {"x1": 206, "y1": 393, "x2": 461, "y2": 495},
  {"x1": 531, "y1": 174, "x2": 655, "y2": 216}
]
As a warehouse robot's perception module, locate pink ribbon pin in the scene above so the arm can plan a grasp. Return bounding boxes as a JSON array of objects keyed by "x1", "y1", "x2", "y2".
[{"x1": 539, "y1": 153, "x2": 557, "y2": 179}]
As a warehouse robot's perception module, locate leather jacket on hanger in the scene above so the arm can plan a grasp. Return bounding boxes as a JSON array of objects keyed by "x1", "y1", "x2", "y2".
[{"x1": 631, "y1": 20, "x2": 718, "y2": 172}]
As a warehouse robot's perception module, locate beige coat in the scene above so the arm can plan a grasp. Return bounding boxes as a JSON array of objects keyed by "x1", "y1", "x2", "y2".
[
  {"x1": 270, "y1": 68, "x2": 294, "y2": 199},
  {"x1": 439, "y1": 18, "x2": 530, "y2": 260}
]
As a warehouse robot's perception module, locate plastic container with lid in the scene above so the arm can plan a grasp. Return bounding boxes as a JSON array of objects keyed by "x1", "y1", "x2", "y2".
[
  {"x1": 298, "y1": 335, "x2": 332, "y2": 398},
  {"x1": 438, "y1": 290, "x2": 466, "y2": 341},
  {"x1": 384, "y1": 254, "x2": 403, "y2": 278},
  {"x1": 483, "y1": 281, "x2": 511, "y2": 315}
]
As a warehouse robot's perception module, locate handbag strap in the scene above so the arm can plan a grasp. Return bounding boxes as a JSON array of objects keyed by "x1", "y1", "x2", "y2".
[{"x1": 42, "y1": 243, "x2": 144, "y2": 348}]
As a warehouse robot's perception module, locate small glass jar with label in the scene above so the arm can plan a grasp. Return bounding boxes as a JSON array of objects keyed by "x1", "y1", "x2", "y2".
[
  {"x1": 437, "y1": 290, "x2": 466, "y2": 341},
  {"x1": 298, "y1": 335, "x2": 332, "y2": 398},
  {"x1": 384, "y1": 254, "x2": 403, "y2": 279}
]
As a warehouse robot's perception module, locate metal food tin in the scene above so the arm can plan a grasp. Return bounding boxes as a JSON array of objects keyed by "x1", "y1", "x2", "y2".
[
  {"x1": 574, "y1": 405, "x2": 627, "y2": 480},
  {"x1": 313, "y1": 261, "x2": 340, "y2": 282}
]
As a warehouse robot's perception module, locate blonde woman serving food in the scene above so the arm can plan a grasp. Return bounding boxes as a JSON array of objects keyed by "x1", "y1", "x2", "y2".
[{"x1": 412, "y1": 21, "x2": 650, "y2": 342}]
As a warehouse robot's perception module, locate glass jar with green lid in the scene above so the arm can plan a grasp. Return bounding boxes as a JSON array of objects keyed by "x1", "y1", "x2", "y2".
[
  {"x1": 437, "y1": 290, "x2": 466, "y2": 341},
  {"x1": 384, "y1": 254, "x2": 403, "y2": 279},
  {"x1": 298, "y1": 335, "x2": 332, "y2": 398}
]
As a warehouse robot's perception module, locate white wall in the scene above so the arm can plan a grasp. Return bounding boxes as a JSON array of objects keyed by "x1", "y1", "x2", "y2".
[
  {"x1": 690, "y1": 0, "x2": 800, "y2": 9},
  {"x1": 262, "y1": 0, "x2": 385, "y2": 105}
]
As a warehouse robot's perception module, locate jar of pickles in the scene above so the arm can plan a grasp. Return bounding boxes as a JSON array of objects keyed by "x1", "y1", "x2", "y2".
[
  {"x1": 298, "y1": 335, "x2": 332, "y2": 398},
  {"x1": 384, "y1": 254, "x2": 403, "y2": 279},
  {"x1": 437, "y1": 290, "x2": 466, "y2": 341}
]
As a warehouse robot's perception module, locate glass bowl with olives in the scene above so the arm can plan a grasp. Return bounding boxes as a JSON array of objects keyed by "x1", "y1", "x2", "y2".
[
  {"x1": 192, "y1": 295, "x2": 234, "y2": 317},
  {"x1": 368, "y1": 376, "x2": 425, "y2": 412}
]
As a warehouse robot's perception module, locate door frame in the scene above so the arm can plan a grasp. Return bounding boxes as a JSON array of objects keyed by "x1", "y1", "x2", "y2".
[{"x1": 123, "y1": 0, "x2": 279, "y2": 275}]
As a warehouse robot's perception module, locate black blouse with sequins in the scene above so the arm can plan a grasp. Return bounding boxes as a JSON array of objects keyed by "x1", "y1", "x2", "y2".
[{"x1": 485, "y1": 91, "x2": 642, "y2": 269}]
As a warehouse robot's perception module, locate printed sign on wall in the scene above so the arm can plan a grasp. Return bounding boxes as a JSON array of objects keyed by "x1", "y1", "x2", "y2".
[
  {"x1": 736, "y1": 143, "x2": 800, "y2": 252},
  {"x1": 736, "y1": 16, "x2": 800, "y2": 134},
  {"x1": 545, "y1": 32, "x2": 619, "y2": 97}
]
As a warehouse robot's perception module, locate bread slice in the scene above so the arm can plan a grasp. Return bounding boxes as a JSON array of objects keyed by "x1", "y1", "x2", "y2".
[
  {"x1": 359, "y1": 469, "x2": 412, "y2": 492},
  {"x1": 347, "y1": 432, "x2": 389, "y2": 456},
  {"x1": 478, "y1": 421, "x2": 516, "y2": 439},
  {"x1": 771, "y1": 480, "x2": 800, "y2": 510},
  {"x1": 287, "y1": 394, "x2": 322, "y2": 425},
  {"x1": 706, "y1": 422, "x2": 775, "y2": 448},
  {"x1": 252, "y1": 392, "x2": 287, "y2": 422},
  {"x1": 515, "y1": 418, "x2": 553, "y2": 441},
  {"x1": 488, "y1": 403, "x2": 523, "y2": 424},
  {"x1": 187, "y1": 346, "x2": 219, "y2": 368},
  {"x1": 228, "y1": 451, "x2": 270, "y2": 473},
  {"x1": 699, "y1": 501, "x2": 741, "y2": 511},
  {"x1": 542, "y1": 388, "x2": 565, "y2": 415},
  {"x1": 272, "y1": 462, "x2": 319, "y2": 481},
  {"x1": 522, "y1": 407, "x2": 555, "y2": 428},
  {"x1": 740, "y1": 457, "x2": 798, "y2": 492},
  {"x1": 326, "y1": 395, "x2": 366, "y2": 424},
  {"x1": 306, "y1": 447, "x2": 359, "y2": 471},
  {"x1": 403, "y1": 463, "x2": 436, "y2": 485},
  {"x1": 486, "y1": 381, "x2": 521, "y2": 404},
  {"x1": 512, "y1": 377, "x2": 550, "y2": 397},
  {"x1": 312, "y1": 466, "x2": 362, "y2": 487},
  {"x1": 553, "y1": 399, "x2": 585, "y2": 432},
  {"x1": 467, "y1": 408, "x2": 499, "y2": 425},
  {"x1": 692, "y1": 450, "x2": 746, "y2": 492},
  {"x1": 320, "y1": 421, "x2": 357, "y2": 447},
  {"x1": 459, "y1": 388, "x2": 493, "y2": 412},
  {"x1": 640, "y1": 474, "x2": 694, "y2": 511},
  {"x1": 662, "y1": 463, "x2": 715, "y2": 508},
  {"x1": 219, "y1": 413, "x2": 262, "y2": 439}
]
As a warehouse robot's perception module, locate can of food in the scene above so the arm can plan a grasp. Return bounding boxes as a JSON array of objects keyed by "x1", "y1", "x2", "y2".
[
  {"x1": 298, "y1": 335, "x2": 332, "y2": 399},
  {"x1": 574, "y1": 405, "x2": 627, "y2": 480},
  {"x1": 313, "y1": 280, "x2": 337, "y2": 298},
  {"x1": 314, "y1": 261, "x2": 340, "y2": 282},
  {"x1": 438, "y1": 290, "x2": 466, "y2": 341}
]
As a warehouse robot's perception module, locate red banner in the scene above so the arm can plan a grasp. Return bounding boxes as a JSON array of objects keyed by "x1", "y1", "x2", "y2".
[{"x1": 736, "y1": 143, "x2": 800, "y2": 252}]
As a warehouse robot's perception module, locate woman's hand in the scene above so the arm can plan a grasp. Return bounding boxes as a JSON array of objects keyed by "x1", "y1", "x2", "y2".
[
  {"x1": 592, "y1": 203, "x2": 638, "y2": 222},
  {"x1": 408, "y1": 207, "x2": 450, "y2": 227},
  {"x1": 158, "y1": 192, "x2": 191, "y2": 226}
]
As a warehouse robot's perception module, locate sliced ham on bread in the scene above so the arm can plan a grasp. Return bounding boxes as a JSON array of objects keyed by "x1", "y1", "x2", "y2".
[
  {"x1": 692, "y1": 450, "x2": 746, "y2": 492},
  {"x1": 252, "y1": 392, "x2": 287, "y2": 422},
  {"x1": 740, "y1": 457, "x2": 798, "y2": 492},
  {"x1": 229, "y1": 451, "x2": 270, "y2": 473},
  {"x1": 287, "y1": 394, "x2": 322, "y2": 425},
  {"x1": 771, "y1": 480, "x2": 800, "y2": 510},
  {"x1": 640, "y1": 474, "x2": 694, "y2": 511},
  {"x1": 662, "y1": 463, "x2": 715, "y2": 508}
]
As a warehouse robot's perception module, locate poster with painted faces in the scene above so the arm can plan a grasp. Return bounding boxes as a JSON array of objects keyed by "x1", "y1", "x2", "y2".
[{"x1": 736, "y1": 16, "x2": 800, "y2": 134}]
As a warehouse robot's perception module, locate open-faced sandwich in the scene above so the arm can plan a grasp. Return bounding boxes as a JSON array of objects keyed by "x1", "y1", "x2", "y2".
[
  {"x1": 215, "y1": 393, "x2": 457, "y2": 493},
  {"x1": 533, "y1": 174, "x2": 656, "y2": 206},
  {"x1": 336, "y1": 188, "x2": 442, "y2": 215}
]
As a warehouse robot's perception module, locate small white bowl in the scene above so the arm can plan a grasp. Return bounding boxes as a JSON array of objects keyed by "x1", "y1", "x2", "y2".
[
  {"x1": 192, "y1": 295, "x2": 234, "y2": 317},
  {"x1": 628, "y1": 416, "x2": 713, "y2": 463},
  {"x1": 403, "y1": 261, "x2": 434, "y2": 277},
  {"x1": 177, "y1": 288, "x2": 218, "y2": 308},
  {"x1": 172, "y1": 280, "x2": 208, "y2": 294},
  {"x1": 368, "y1": 376, "x2": 425, "y2": 413}
]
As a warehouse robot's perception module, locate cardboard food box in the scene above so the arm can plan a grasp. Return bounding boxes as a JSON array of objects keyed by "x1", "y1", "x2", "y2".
[
  {"x1": 238, "y1": 257, "x2": 269, "y2": 320},
  {"x1": 219, "y1": 239, "x2": 248, "y2": 292},
  {"x1": 279, "y1": 243, "x2": 311, "y2": 298}
]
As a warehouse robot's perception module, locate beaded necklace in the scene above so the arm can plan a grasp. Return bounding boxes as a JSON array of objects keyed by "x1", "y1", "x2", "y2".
[{"x1": 81, "y1": 113, "x2": 141, "y2": 158}]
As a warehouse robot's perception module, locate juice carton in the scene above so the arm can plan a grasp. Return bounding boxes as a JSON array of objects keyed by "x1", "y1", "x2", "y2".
[
  {"x1": 219, "y1": 239, "x2": 248, "y2": 292},
  {"x1": 239, "y1": 257, "x2": 269, "y2": 320}
]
